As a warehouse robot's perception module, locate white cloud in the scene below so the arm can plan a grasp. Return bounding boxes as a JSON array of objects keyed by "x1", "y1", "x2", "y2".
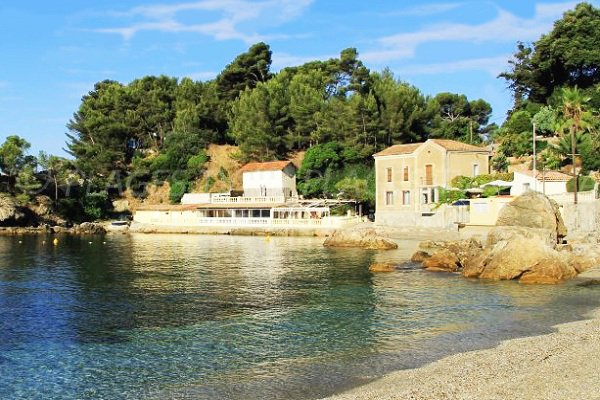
[
  {"x1": 395, "y1": 55, "x2": 511, "y2": 77},
  {"x1": 183, "y1": 71, "x2": 218, "y2": 81},
  {"x1": 95, "y1": 0, "x2": 313, "y2": 43},
  {"x1": 392, "y1": 3, "x2": 465, "y2": 17},
  {"x1": 271, "y1": 52, "x2": 334, "y2": 70},
  {"x1": 363, "y1": 1, "x2": 578, "y2": 63}
]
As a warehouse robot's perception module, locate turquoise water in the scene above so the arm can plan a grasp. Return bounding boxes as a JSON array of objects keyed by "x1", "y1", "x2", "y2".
[{"x1": 0, "y1": 234, "x2": 598, "y2": 399}]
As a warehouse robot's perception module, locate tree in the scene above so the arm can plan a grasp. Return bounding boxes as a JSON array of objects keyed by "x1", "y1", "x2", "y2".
[
  {"x1": 0, "y1": 135, "x2": 33, "y2": 177},
  {"x1": 38, "y1": 151, "x2": 71, "y2": 201},
  {"x1": 501, "y1": 3, "x2": 600, "y2": 107},
  {"x1": 556, "y1": 87, "x2": 595, "y2": 200},
  {"x1": 216, "y1": 42, "x2": 272, "y2": 102},
  {"x1": 228, "y1": 76, "x2": 291, "y2": 161},
  {"x1": 66, "y1": 80, "x2": 136, "y2": 178},
  {"x1": 15, "y1": 164, "x2": 41, "y2": 205}
]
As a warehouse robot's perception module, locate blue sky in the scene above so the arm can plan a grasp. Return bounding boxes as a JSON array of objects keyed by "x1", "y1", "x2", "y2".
[{"x1": 1, "y1": 0, "x2": 597, "y2": 156}]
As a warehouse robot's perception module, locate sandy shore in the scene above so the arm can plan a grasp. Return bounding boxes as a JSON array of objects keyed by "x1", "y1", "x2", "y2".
[{"x1": 325, "y1": 305, "x2": 600, "y2": 400}]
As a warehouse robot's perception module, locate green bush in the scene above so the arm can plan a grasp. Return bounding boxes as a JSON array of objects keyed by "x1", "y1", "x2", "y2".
[
  {"x1": 169, "y1": 181, "x2": 189, "y2": 203},
  {"x1": 567, "y1": 176, "x2": 596, "y2": 192},
  {"x1": 83, "y1": 191, "x2": 110, "y2": 220}
]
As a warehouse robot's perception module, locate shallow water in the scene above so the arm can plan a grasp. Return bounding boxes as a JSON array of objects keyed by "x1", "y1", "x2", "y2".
[{"x1": 0, "y1": 234, "x2": 598, "y2": 399}]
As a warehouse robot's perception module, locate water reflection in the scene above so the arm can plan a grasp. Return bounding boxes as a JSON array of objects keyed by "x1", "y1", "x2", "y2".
[{"x1": 0, "y1": 234, "x2": 598, "y2": 400}]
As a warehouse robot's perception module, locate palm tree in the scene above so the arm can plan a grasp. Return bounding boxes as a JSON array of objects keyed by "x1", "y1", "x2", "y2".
[{"x1": 557, "y1": 87, "x2": 593, "y2": 203}]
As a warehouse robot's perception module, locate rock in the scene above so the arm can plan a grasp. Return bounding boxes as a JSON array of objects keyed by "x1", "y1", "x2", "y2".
[
  {"x1": 323, "y1": 229, "x2": 398, "y2": 250},
  {"x1": 422, "y1": 249, "x2": 460, "y2": 272},
  {"x1": 568, "y1": 254, "x2": 597, "y2": 274},
  {"x1": 0, "y1": 193, "x2": 24, "y2": 225},
  {"x1": 411, "y1": 251, "x2": 431, "y2": 263},
  {"x1": 31, "y1": 195, "x2": 53, "y2": 217},
  {"x1": 487, "y1": 226, "x2": 558, "y2": 248},
  {"x1": 495, "y1": 191, "x2": 567, "y2": 244},
  {"x1": 369, "y1": 262, "x2": 397, "y2": 272},
  {"x1": 418, "y1": 238, "x2": 482, "y2": 267},
  {"x1": 464, "y1": 236, "x2": 577, "y2": 284},
  {"x1": 73, "y1": 222, "x2": 106, "y2": 235},
  {"x1": 519, "y1": 258, "x2": 578, "y2": 284}
]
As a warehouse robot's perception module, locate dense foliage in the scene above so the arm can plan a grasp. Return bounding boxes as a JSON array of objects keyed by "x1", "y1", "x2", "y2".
[{"x1": 3, "y1": 2, "x2": 599, "y2": 223}]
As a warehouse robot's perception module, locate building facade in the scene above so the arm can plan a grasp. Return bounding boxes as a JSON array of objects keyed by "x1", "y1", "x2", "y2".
[
  {"x1": 373, "y1": 139, "x2": 490, "y2": 226},
  {"x1": 510, "y1": 170, "x2": 571, "y2": 196},
  {"x1": 240, "y1": 161, "x2": 297, "y2": 198}
]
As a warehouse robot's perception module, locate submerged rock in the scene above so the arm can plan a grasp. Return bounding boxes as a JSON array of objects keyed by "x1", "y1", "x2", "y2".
[
  {"x1": 323, "y1": 229, "x2": 398, "y2": 250},
  {"x1": 369, "y1": 262, "x2": 397, "y2": 272}
]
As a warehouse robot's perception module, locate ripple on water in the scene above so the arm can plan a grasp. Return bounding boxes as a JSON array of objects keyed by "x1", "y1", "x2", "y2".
[{"x1": 0, "y1": 234, "x2": 598, "y2": 400}]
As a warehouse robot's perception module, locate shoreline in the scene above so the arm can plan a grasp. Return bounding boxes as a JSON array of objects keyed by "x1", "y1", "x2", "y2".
[{"x1": 324, "y1": 303, "x2": 600, "y2": 400}]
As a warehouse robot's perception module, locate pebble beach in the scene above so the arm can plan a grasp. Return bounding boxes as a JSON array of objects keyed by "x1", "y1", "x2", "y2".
[{"x1": 325, "y1": 304, "x2": 600, "y2": 400}]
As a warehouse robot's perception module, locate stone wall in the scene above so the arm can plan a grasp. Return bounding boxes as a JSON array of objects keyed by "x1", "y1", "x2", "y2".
[{"x1": 560, "y1": 201, "x2": 600, "y2": 237}]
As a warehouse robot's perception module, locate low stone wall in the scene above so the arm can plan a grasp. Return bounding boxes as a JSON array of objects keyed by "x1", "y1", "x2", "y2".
[
  {"x1": 129, "y1": 222, "x2": 333, "y2": 237},
  {"x1": 375, "y1": 206, "x2": 462, "y2": 230},
  {"x1": 560, "y1": 201, "x2": 600, "y2": 237}
]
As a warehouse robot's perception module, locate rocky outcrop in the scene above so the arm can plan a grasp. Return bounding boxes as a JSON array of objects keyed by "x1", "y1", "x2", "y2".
[
  {"x1": 0, "y1": 193, "x2": 24, "y2": 225},
  {"x1": 323, "y1": 229, "x2": 398, "y2": 250},
  {"x1": 495, "y1": 191, "x2": 567, "y2": 245},
  {"x1": 369, "y1": 262, "x2": 397, "y2": 272},
  {"x1": 411, "y1": 193, "x2": 599, "y2": 284},
  {"x1": 72, "y1": 222, "x2": 106, "y2": 235}
]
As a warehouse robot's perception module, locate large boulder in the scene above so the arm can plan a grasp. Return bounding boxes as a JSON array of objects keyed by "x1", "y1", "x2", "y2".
[
  {"x1": 495, "y1": 191, "x2": 567, "y2": 244},
  {"x1": 323, "y1": 229, "x2": 398, "y2": 250},
  {"x1": 464, "y1": 236, "x2": 578, "y2": 284},
  {"x1": 487, "y1": 226, "x2": 558, "y2": 248}
]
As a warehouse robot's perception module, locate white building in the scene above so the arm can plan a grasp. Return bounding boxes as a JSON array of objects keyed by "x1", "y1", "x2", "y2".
[
  {"x1": 510, "y1": 170, "x2": 572, "y2": 196},
  {"x1": 240, "y1": 161, "x2": 297, "y2": 198}
]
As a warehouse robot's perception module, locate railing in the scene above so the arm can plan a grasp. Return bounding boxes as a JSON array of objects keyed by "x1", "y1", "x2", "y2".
[
  {"x1": 210, "y1": 196, "x2": 288, "y2": 204},
  {"x1": 135, "y1": 211, "x2": 360, "y2": 229}
]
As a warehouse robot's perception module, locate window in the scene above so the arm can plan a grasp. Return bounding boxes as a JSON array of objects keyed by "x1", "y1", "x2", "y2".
[
  {"x1": 473, "y1": 163, "x2": 480, "y2": 177},
  {"x1": 425, "y1": 164, "x2": 433, "y2": 186},
  {"x1": 386, "y1": 167, "x2": 392, "y2": 182},
  {"x1": 385, "y1": 191, "x2": 394, "y2": 205},
  {"x1": 403, "y1": 166, "x2": 409, "y2": 181},
  {"x1": 402, "y1": 190, "x2": 411, "y2": 205}
]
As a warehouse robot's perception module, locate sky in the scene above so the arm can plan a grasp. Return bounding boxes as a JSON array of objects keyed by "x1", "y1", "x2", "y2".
[{"x1": 1, "y1": 0, "x2": 597, "y2": 157}]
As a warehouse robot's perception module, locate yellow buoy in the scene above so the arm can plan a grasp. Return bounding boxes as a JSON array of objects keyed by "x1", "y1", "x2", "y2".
[{"x1": 53, "y1": 238, "x2": 59, "y2": 246}]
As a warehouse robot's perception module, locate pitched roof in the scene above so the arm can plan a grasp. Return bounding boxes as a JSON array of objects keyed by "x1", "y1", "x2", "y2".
[
  {"x1": 373, "y1": 139, "x2": 489, "y2": 157},
  {"x1": 430, "y1": 139, "x2": 489, "y2": 152},
  {"x1": 373, "y1": 143, "x2": 422, "y2": 157},
  {"x1": 519, "y1": 170, "x2": 573, "y2": 182},
  {"x1": 239, "y1": 160, "x2": 295, "y2": 173}
]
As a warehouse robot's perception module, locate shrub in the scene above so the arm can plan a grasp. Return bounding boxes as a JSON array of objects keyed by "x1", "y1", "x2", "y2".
[
  {"x1": 567, "y1": 176, "x2": 596, "y2": 192},
  {"x1": 169, "y1": 181, "x2": 189, "y2": 204}
]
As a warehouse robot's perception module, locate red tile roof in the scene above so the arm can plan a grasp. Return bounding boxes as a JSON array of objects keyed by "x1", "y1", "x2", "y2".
[
  {"x1": 373, "y1": 143, "x2": 422, "y2": 157},
  {"x1": 519, "y1": 170, "x2": 573, "y2": 182},
  {"x1": 239, "y1": 160, "x2": 295, "y2": 172},
  {"x1": 373, "y1": 139, "x2": 488, "y2": 157},
  {"x1": 430, "y1": 139, "x2": 489, "y2": 152}
]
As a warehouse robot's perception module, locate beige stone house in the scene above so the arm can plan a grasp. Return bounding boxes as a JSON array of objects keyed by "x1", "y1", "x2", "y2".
[{"x1": 373, "y1": 139, "x2": 491, "y2": 226}]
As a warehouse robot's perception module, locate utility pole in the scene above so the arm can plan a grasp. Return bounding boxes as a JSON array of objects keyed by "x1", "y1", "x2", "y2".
[
  {"x1": 532, "y1": 122, "x2": 537, "y2": 192},
  {"x1": 469, "y1": 120, "x2": 473, "y2": 144},
  {"x1": 571, "y1": 124, "x2": 578, "y2": 204}
]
